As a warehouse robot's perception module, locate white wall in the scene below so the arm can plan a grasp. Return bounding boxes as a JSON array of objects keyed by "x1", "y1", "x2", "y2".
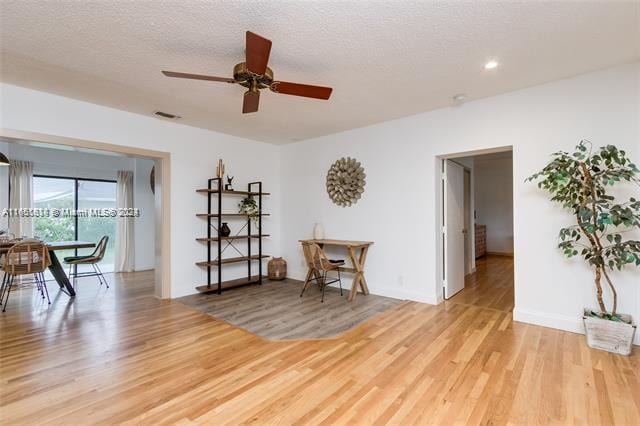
[
  {"x1": 0, "y1": 83, "x2": 281, "y2": 298},
  {"x1": 474, "y1": 155, "x2": 513, "y2": 254},
  {"x1": 0, "y1": 141, "x2": 8, "y2": 230},
  {"x1": 280, "y1": 62, "x2": 639, "y2": 344},
  {"x1": 133, "y1": 157, "x2": 156, "y2": 270}
]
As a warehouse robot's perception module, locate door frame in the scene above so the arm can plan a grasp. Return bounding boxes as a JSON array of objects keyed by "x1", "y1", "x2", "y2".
[
  {"x1": 0, "y1": 128, "x2": 172, "y2": 299},
  {"x1": 435, "y1": 145, "x2": 512, "y2": 304},
  {"x1": 463, "y1": 168, "x2": 472, "y2": 276}
]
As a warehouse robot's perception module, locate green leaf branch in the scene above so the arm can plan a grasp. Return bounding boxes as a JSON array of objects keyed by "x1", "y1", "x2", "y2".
[
  {"x1": 238, "y1": 196, "x2": 260, "y2": 228},
  {"x1": 527, "y1": 140, "x2": 640, "y2": 318}
]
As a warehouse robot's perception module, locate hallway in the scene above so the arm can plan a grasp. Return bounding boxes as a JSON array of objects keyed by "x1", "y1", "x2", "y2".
[{"x1": 448, "y1": 255, "x2": 514, "y2": 312}]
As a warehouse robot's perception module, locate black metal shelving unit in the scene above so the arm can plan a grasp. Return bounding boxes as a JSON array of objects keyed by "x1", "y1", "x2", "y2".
[{"x1": 195, "y1": 177, "x2": 269, "y2": 294}]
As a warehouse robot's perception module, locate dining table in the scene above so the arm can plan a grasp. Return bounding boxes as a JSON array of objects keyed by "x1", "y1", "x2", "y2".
[
  {"x1": 299, "y1": 239, "x2": 373, "y2": 301},
  {"x1": 0, "y1": 240, "x2": 95, "y2": 297}
]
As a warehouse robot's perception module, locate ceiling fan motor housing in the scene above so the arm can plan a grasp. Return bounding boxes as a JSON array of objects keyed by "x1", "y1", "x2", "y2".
[{"x1": 233, "y1": 62, "x2": 273, "y2": 90}]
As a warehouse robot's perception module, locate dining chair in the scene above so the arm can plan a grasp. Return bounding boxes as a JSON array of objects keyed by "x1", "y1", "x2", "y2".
[
  {"x1": 300, "y1": 241, "x2": 344, "y2": 302},
  {"x1": 0, "y1": 240, "x2": 51, "y2": 312},
  {"x1": 64, "y1": 236, "x2": 110, "y2": 289}
]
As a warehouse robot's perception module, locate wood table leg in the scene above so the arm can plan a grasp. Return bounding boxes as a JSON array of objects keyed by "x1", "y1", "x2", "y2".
[
  {"x1": 347, "y1": 245, "x2": 370, "y2": 301},
  {"x1": 348, "y1": 274, "x2": 361, "y2": 302},
  {"x1": 48, "y1": 249, "x2": 76, "y2": 297},
  {"x1": 357, "y1": 245, "x2": 370, "y2": 295}
]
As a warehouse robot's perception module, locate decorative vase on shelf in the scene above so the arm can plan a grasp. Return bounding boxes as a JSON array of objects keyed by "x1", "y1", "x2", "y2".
[
  {"x1": 313, "y1": 223, "x2": 325, "y2": 240},
  {"x1": 219, "y1": 222, "x2": 231, "y2": 237},
  {"x1": 268, "y1": 257, "x2": 287, "y2": 280}
]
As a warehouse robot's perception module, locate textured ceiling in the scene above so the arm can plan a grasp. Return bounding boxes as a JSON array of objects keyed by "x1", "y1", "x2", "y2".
[{"x1": 1, "y1": 1, "x2": 639, "y2": 144}]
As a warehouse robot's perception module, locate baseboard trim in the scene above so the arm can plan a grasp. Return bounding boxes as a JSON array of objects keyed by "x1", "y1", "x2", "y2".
[
  {"x1": 286, "y1": 270, "x2": 439, "y2": 306},
  {"x1": 514, "y1": 307, "x2": 640, "y2": 346},
  {"x1": 373, "y1": 286, "x2": 439, "y2": 305}
]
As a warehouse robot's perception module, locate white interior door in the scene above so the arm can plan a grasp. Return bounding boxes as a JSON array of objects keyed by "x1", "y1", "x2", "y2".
[{"x1": 443, "y1": 160, "x2": 465, "y2": 299}]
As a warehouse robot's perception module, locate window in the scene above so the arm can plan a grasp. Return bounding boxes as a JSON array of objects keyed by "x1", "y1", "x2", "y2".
[
  {"x1": 77, "y1": 180, "x2": 117, "y2": 268},
  {"x1": 33, "y1": 176, "x2": 117, "y2": 272}
]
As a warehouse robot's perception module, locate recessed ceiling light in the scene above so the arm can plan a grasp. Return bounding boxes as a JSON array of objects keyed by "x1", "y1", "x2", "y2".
[
  {"x1": 453, "y1": 93, "x2": 467, "y2": 102},
  {"x1": 484, "y1": 60, "x2": 499, "y2": 70}
]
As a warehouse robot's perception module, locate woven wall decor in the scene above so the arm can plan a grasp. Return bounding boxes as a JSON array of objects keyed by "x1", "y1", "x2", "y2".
[{"x1": 326, "y1": 157, "x2": 366, "y2": 207}]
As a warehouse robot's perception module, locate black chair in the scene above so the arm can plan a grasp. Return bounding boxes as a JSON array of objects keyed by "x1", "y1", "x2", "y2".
[{"x1": 64, "y1": 236, "x2": 109, "y2": 289}]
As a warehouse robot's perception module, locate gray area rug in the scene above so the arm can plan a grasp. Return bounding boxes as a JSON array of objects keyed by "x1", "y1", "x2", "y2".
[{"x1": 176, "y1": 278, "x2": 402, "y2": 340}]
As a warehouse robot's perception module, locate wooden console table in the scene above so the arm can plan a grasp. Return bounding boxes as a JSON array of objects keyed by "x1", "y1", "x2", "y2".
[{"x1": 299, "y1": 239, "x2": 373, "y2": 301}]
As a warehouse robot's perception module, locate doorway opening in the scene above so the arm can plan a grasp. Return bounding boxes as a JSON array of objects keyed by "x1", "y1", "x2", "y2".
[
  {"x1": 0, "y1": 129, "x2": 171, "y2": 299},
  {"x1": 437, "y1": 147, "x2": 514, "y2": 312}
]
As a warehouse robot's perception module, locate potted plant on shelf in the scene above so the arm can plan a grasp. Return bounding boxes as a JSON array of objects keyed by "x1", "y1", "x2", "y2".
[
  {"x1": 238, "y1": 196, "x2": 260, "y2": 227},
  {"x1": 528, "y1": 140, "x2": 639, "y2": 355}
]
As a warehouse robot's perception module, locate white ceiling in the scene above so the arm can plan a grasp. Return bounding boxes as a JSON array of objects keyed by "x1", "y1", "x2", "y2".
[{"x1": 1, "y1": 1, "x2": 639, "y2": 144}]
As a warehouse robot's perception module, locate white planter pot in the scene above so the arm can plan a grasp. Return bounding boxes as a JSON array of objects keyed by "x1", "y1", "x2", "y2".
[{"x1": 583, "y1": 308, "x2": 636, "y2": 356}]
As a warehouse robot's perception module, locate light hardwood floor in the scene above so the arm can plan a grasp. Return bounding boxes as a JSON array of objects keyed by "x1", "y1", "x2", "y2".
[
  {"x1": 176, "y1": 278, "x2": 401, "y2": 340},
  {"x1": 1, "y1": 270, "x2": 639, "y2": 424},
  {"x1": 448, "y1": 255, "x2": 515, "y2": 312}
]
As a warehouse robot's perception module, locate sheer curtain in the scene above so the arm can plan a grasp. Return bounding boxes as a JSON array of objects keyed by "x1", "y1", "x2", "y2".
[
  {"x1": 9, "y1": 160, "x2": 34, "y2": 238},
  {"x1": 114, "y1": 170, "x2": 135, "y2": 272}
]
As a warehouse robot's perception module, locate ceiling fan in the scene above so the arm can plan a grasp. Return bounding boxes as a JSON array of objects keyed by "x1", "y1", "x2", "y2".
[{"x1": 162, "y1": 31, "x2": 333, "y2": 114}]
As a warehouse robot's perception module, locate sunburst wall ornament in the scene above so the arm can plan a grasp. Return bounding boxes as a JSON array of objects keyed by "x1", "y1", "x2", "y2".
[{"x1": 326, "y1": 157, "x2": 366, "y2": 207}]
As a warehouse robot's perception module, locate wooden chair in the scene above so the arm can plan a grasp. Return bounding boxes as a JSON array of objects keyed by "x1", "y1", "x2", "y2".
[
  {"x1": 300, "y1": 242, "x2": 344, "y2": 302},
  {"x1": 64, "y1": 236, "x2": 109, "y2": 289},
  {"x1": 0, "y1": 240, "x2": 51, "y2": 312}
]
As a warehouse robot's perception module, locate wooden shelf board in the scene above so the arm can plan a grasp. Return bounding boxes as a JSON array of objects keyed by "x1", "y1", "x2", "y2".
[
  {"x1": 195, "y1": 275, "x2": 266, "y2": 293},
  {"x1": 195, "y1": 255, "x2": 269, "y2": 267},
  {"x1": 196, "y1": 234, "x2": 270, "y2": 242},
  {"x1": 196, "y1": 213, "x2": 270, "y2": 218},
  {"x1": 196, "y1": 189, "x2": 270, "y2": 196}
]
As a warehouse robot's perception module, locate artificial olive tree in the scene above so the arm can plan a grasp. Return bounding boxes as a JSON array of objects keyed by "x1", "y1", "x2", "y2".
[{"x1": 528, "y1": 141, "x2": 640, "y2": 319}]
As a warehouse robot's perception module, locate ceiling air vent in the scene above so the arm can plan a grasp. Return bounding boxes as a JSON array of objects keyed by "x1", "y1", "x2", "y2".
[{"x1": 153, "y1": 110, "x2": 181, "y2": 120}]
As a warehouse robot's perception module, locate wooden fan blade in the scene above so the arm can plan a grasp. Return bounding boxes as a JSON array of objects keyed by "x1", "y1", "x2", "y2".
[
  {"x1": 162, "y1": 71, "x2": 235, "y2": 83},
  {"x1": 243, "y1": 90, "x2": 260, "y2": 114},
  {"x1": 245, "y1": 31, "x2": 272, "y2": 75},
  {"x1": 270, "y1": 81, "x2": 332, "y2": 100}
]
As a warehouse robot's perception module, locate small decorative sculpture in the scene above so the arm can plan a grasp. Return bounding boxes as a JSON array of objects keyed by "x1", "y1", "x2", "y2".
[
  {"x1": 225, "y1": 175, "x2": 234, "y2": 191},
  {"x1": 219, "y1": 222, "x2": 231, "y2": 237},
  {"x1": 326, "y1": 157, "x2": 366, "y2": 207},
  {"x1": 216, "y1": 159, "x2": 225, "y2": 180}
]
